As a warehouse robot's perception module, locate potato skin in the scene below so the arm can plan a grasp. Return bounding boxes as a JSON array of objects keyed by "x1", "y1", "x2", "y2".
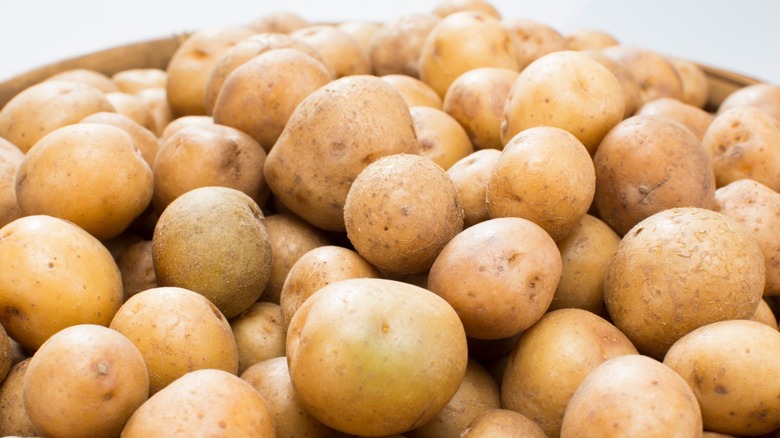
[
  {"x1": 0, "y1": 359, "x2": 36, "y2": 437},
  {"x1": 503, "y1": 18, "x2": 567, "y2": 71},
  {"x1": 410, "y1": 106, "x2": 474, "y2": 170},
  {"x1": 636, "y1": 97, "x2": 714, "y2": 141},
  {"x1": 447, "y1": 149, "x2": 501, "y2": 228},
  {"x1": 461, "y1": 409, "x2": 547, "y2": 438},
  {"x1": 381, "y1": 74, "x2": 443, "y2": 109},
  {"x1": 0, "y1": 138, "x2": 23, "y2": 229},
  {"x1": 291, "y1": 25, "x2": 371, "y2": 78},
  {"x1": 718, "y1": 83, "x2": 780, "y2": 122},
  {"x1": 600, "y1": 44, "x2": 683, "y2": 105},
  {"x1": 370, "y1": 14, "x2": 441, "y2": 78},
  {"x1": 79, "y1": 111, "x2": 160, "y2": 168},
  {"x1": 230, "y1": 302, "x2": 286, "y2": 375}
]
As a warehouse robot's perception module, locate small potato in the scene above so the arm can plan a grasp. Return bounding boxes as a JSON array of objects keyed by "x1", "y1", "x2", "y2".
[
  {"x1": 447, "y1": 149, "x2": 501, "y2": 228},
  {"x1": 594, "y1": 115, "x2": 716, "y2": 236},
  {"x1": 338, "y1": 21, "x2": 381, "y2": 59},
  {"x1": 369, "y1": 14, "x2": 441, "y2": 78},
  {"x1": 159, "y1": 114, "x2": 213, "y2": 142},
  {"x1": 432, "y1": 0, "x2": 501, "y2": 18},
  {"x1": 667, "y1": 56, "x2": 710, "y2": 108},
  {"x1": 291, "y1": 25, "x2": 371, "y2": 78},
  {"x1": 116, "y1": 240, "x2": 156, "y2": 300},
  {"x1": 111, "y1": 68, "x2": 167, "y2": 94},
  {"x1": 135, "y1": 87, "x2": 173, "y2": 137},
  {"x1": 0, "y1": 80, "x2": 114, "y2": 152},
  {"x1": 247, "y1": 11, "x2": 309, "y2": 34},
  {"x1": 46, "y1": 68, "x2": 120, "y2": 93},
  {"x1": 718, "y1": 83, "x2": 780, "y2": 122},
  {"x1": 703, "y1": 106, "x2": 780, "y2": 191},
  {"x1": 105, "y1": 91, "x2": 156, "y2": 132},
  {"x1": 664, "y1": 320, "x2": 780, "y2": 435},
  {"x1": 487, "y1": 126, "x2": 596, "y2": 241},
  {"x1": 109, "y1": 286, "x2": 239, "y2": 394},
  {"x1": 428, "y1": 217, "x2": 561, "y2": 339},
  {"x1": 636, "y1": 97, "x2": 715, "y2": 141},
  {"x1": 582, "y1": 49, "x2": 643, "y2": 117},
  {"x1": 443, "y1": 67, "x2": 519, "y2": 150},
  {"x1": 0, "y1": 359, "x2": 36, "y2": 437},
  {"x1": 461, "y1": 409, "x2": 547, "y2": 438},
  {"x1": 560, "y1": 355, "x2": 702, "y2": 437},
  {"x1": 381, "y1": 74, "x2": 443, "y2": 109},
  {"x1": 502, "y1": 18, "x2": 567, "y2": 71},
  {"x1": 23, "y1": 324, "x2": 149, "y2": 438},
  {"x1": 419, "y1": 11, "x2": 518, "y2": 97},
  {"x1": 600, "y1": 44, "x2": 683, "y2": 104},
  {"x1": 411, "y1": 106, "x2": 474, "y2": 169},
  {"x1": 565, "y1": 29, "x2": 619, "y2": 50},
  {"x1": 80, "y1": 111, "x2": 160, "y2": 167},
  {"x1": 230, "y1": 302, "x2": 286, "y2": 375},
  {"x1": 501, "y1": 50, "x2": 624, "y2": 154},
  {"x1": 0, "y1": 138, "x2": 23, "y2": 229}
]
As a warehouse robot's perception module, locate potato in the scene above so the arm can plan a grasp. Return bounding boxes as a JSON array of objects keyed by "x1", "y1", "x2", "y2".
[
  {"x1": 262, "y1": 213, "x2": 331, "y2": 304},
  {"x1": 213, "y1": 48, "x2": 332, "y2": 151},
  {"x1": 461, "y1": 409, "x2": 547, "y2": 438},
  {"x1": 603, "y1": 207, "x2": 765, "y2": 359},
  {"x1": 241, "y1": 357, "x2": 343, "y2": 438},
  {"x1": 369, "y1": 14, "x2": 441, "y2": 78},
  {"x1": 406, "y1": 359, "x2": 500, "y2": 438},
  {"x1": 280, "y1": 245, "x2": 380, "y2": 330},
  {"x1": 345, "y1": 154, "x2": 463, "y2": 275},
  {"x1": 381, "y1": 74, "x2": 443, "y2": 109},
  {"x1": 111, "y1": 68, "x2": 167, "y2": 94},
  {"x1": 432, "y1": 0, "x2": 501, "y2": 18},
  {"x1": 116, "y1": 240, "x2": 156, "y2": 300},
  {"x1": 0, "y1": 215, "x2": 123, "y2": 350},
  {"x1": 501, "y1": 50, "x2": 624, "y2": 154},
  {"x1": 486, "y1": 126, "x2": 595, "y2": 241},
  {"x1": 599, "y1": 44, "x2": 683, "y2": 104},
  {"x1": 718, "y1": 83, "x2": 780, "y2": 122},
  {"x1": 23, "y1": 324, "x2": 148, "y2": 438},
  {"x1": 46, "y1": 68, "x2": 119, "y2": 93},
  {"x1": 0, "y1": 80, "x2": 114, "y2": 152},
  {"x1": 159, "y1": 114, "x2": 213, "y2": 142},
  {"x1": 714, "y1": 179, "x2": 780, "y2": 296},
  {"x1": 560, "y1": 355, "x2": 702, "y2": 437},
  {"x1": 428, "y1": 217, "x2": 561, "y2": 339},
  {"x1": 230, "y1": 302, "x2": 286, "y2": 375},
  {"x1": 419, "y1": 11, "x2": 517, "y2": 97},
  {"x1": 703, "y1": 106, "x2": 780, "y2": 191},
  {"x1": 152, "y1": 124, "x2": 269, "y2": 214},
  {"x1": 286, "y1": 278, "x2": 467, "y2": 436},
  {"x1": 501, "y1": 309, "x2": 638, "y2": 436},
  {"x1": 337, "y1": 21, "x2": 381, "y2": 59},
  {"x1": 582, "y1": 49, "x2": 643, "y2": 117},
  {"x1": 79, "y1": 111, "x2": 160, "y2": 167},
  {"x1": 247, "y1": 11, "x2": 309, "y2": 34},
  {"x1": 0, "y1": 323, "x2": 11, "y2": 382},
  {"x1": 122, "y1": 369, "x2": 275, "y2": 437},
  {"x1": 635, "y1": 97, "x2": 715, "y2": 141},
  {"x1": 410, "y1": 106, "x2": 473, "y2": 169},
  {"x1": 16, "y1": 123, "x2": 153, "y2": 240},
  {"x1": 264, "y1": 75, "x2": 419, "y2": 232},
  {"x1": 104, "y1": 91, "x2": 156, "y2": 132},
  {"x1": 165, "y1": 26, "x2": 256, "y2": 117},
  {"x1": 565, "y1": 29, "x2": 619, "y2": 51},
  {"x1": 667, "y1": 56, "x2": 710, "y2": 108},
  {"x1": 135, "y1": 87, "x2": 173, "y2": 137},
  {"x1": 290, "y1": 25, "x2": 371, "y2": 78},
  {"x1": 550, "y1": 214, "x2": 620, "y2": 315},
  {"x1": 447, "y1": 149, "x2": 501, "y2": 228},
  {"x1": 0, "y1": 138, "x2": 23, "y2": 229},
  {"x1": 152, "y1": 186, "x2": 272, "y2": 319},
  {"x1": 503, "y1": 18, "x2": 567, "y2": 71},
  {"x1": 0, "y1": 359, "x2": 36, "y2": 437},
  {"x1": 109, "y1": 286, "x2": 238, "y2": 394},
  {"x1": 443, "y1": 67, "x2": 519, "y2": 150},
  {"x1": 664, "y1": 320, "x2": 780, "y2": 435},
  {"x1": 594, "y1": 115, "x2": 716, "y2": 236},
  {"x1": 753, "y1": 299, "x2": 778, "y2": 330}
]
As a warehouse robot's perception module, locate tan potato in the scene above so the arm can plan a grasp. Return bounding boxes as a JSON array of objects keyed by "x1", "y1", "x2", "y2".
[
  {"x1": 230, "y1": 302, "x2": 286, "y2": 375},
  {"x1": 565, "y1": 29, "x2": 619, "y2": 51},
  {"x1": 703, "y1": 106, "x2": 780, "y2": 191},
  {"x1": 122, "y1": 369, "x2": 275, "y2": 437},
  {"x1": 165, "y1": 26, "x2": 256, "y2": 117},
  {"x1": 117, "y1": 240, "x2": 156, "y2": 300},
  {"x1": 443, "y1": 67, "x2": 519, "y2": 150},
  {"x1": 152, "y1": 187, "x2": 272, "y2": 319},
  {"x1": 487, "y1": 126, "x2": 596, "y2": 242},
  {"x1": 432, "y1": 0, "x2": 501, "y2": 18},
  {"x1": 104, "y1": 91, "x2": 156, "y2": 133},
  {"x1": 0, "y1": 359, "x2": 36, "y2": 437},
  {"x1": 213, "y1": 48, "x2": 332, "y2": 151},
  {"x1": 241, "y1": 357, "x2": 343, "y2": 438},
  {"x1": 159, "y1": 114, "x2": 213, "y2": 142},
  {"x1": 381, "y1": 74, "x2": 443, "y2": 109},
  {"x1": 45, "y1": 68, "x2": 120, "y2": 93},
  {"x1": 0, "y1": 138, "x2": 23, "y2": 229},
  {"x1": 461, "y1": 409, "x2": 547, "y2": 438},
  {"x1": 109, "y1": 286, "x2": 238, "y2": 394},
  {"x1": 604, "y1": 208, "x2": 765, "y2": 359},
  {"x1": 667, "y1": 56, "x2": 710, "y2": 108},
  {"x1": 582, "y1": 49, "x2": 643, "y2": 117},
  {"x1": 447, "y1": 149, "x2": 501, "y2": 228},
  {"x1": 264, "y1": 75, "x2": 419, "y2": 232},
  {"x1": 714, "y1": 179, "x2": 780, "y2": 296},
  {"x1": 23, "y1": 324, "x2": 148, "y2": 438},
  {"x1": 550, "y1": 214, "x2": 621, "y2": 315},
  {"x1": 291, "y1": 25, "x2": 371, "y2": 78},
  {"x1": 428, "y1": 217, "x2": 561, "y2": 339},
  {"x1": 0, "y1": 80, "x2": 114, "y2": 152},
  {"x1": 345, "y1": 154, "x2": 463, "y2": 275},
  {"x1": 503, "y1": 18, "x2": 567, "y2": 71},
  {"x1": 247, "y1": 11, "x2": 309, "y2": 34},
  {"x1": 286, "y1": 278, "x2": 468, "y2": 436},
  {"x1": 594, "y1": 115, "x2": 716, "y2": 236},
  {"x1": 636, "y1": 97, "x2": 715, "y2": 141},
  {"x1": 337, "y1": 21, "x2": 381, "y2": 59},
  {"x1": 16, "y1": 123, "x2": 153, "y2": 240},
  {"x1": 111, "y1": 68, "x2": 167, "y2": 94},
  {"x1": 80, "y1": 111, "x2": 160, "y2": 167},
  {"x1": 753, "y1": 299, "x2": 778, "y2": 330},
  {"x1": 501, "y1": 50, "x2": 624, "y2": 154},
  {"x1": 135, "y1": 87, "x2": 173, "y2": 137},
  {"x1": 501, "y1": 309, "x2": 638, "y2": 437},
  {"x1": 410, "y1": 106, "x2": 474, "y2": 169},
  {"x1": 560, "y1": 355, "x2": 702, "y2": 437},
  {"x1": 369, "y1": 14, "x2": 441, "y2": 78},
  {"x1": 419, "y1": 11, "x2": 517, "y2": 97},
  {"x1": 0, "y1": 215, "x2": 123, "y2": 350},
  {"x1": 718, "y1": 83, "x2": 780, "y2": 122},
  {"x1": 279, "y1": 245, "x2": 381, "y2": 332},
  {"x1": 664, "y1": 320, "x2": 780, "y2": 435},
  {"x1": 600, "y1": 44, "x2": 683, "y2": 104}
]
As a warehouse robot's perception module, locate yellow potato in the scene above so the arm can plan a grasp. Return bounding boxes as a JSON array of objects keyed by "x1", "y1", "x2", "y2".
[
  {"x1": 111, "y1": 68, "x2": 167, "y2": 94},
  {"x1": 79, "y1": 111, "x2": 160, "y2": 168},
  {"x1": 502, "y1": 18, "x2": 567, "y2": 71},
  {"x1": 104, "y1": 91, "x2": 156, "y2": 132},
  {"x1": 0, "y1": 138, "x2": 23, "y2": 229},
  {"x1": 718, "y1": 83, "x2": 780, "y2": 122},
  {"x1": 381, "y1": 74, "x2": 443, "y2": 109},
  {"x1": 290, "y1": 25, "x2": 371, "y2": 78},
  {"x1": 447, "y1": 149, "x2": 501, "y2": 228},
  {"x1": 45, "y1": 68, "x2": 120, "y2": 93},
  {"x1": 667, "y1": 56, "x2": 710, "y2": 108},
  {"x1": 369, "y1": 14, "x2": 441, "y2": 78},
  {"x1": 337, "y1": 21, "x2": 381, "y2": 59},
  {"x1": 410, "y1": 106, "x2": 474, "y2": 169},
  {"x1": 461, "y1": 409, "x2": 547, "y2": 438},
  {"x1": 230, "y1": 302, "x2": 286, "y2": 375},
  {"x1": 600, "y1": 44, "x2": 683, "y2": 104},
  {"x1": 636, "y1": 97, "x2": 715, "y2": 141},
  {"x1": 0, "y1": 359, "x2": 36, "y2": 437}
]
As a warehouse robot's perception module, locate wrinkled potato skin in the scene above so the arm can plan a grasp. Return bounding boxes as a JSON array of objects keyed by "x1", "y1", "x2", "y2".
[
  {"x1": 461, "y1": 409, "x2": 547, "y2": 438},
  {"x1": 447, "y1": 149, "x2": 501, "y2": 228},
  {"x1": 381, "y1": 74, "x2": 443, "y2": 109},
  {"x1": 370, "y1": 14, "x2": 441, "y2": 78},
  {"x1": 718, "y1": 83, "x2": 780, "y2": 122},
  {"x1": 410, "y1": 106, "x2": 474, "y2": 170},
  {"x1": 636, "y1": 97, "x2": 714, "y2": 141}
]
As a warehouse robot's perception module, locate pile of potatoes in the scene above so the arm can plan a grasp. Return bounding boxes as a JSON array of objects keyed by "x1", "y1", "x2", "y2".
[{"x1": 1, "y1": 0, "x2": 780, "y2": 436}]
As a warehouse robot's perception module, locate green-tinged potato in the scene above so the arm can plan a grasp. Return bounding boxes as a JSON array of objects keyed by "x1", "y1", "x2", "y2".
[
  {"x1": 603, "y1": 207, "x2": 765, "y2": 359},
  {"x1": 599, "y1": 44, "x2": 683, "y2": 104},
  {"x1": 487, "y1": 126, "x2": 595, "y2": 241},
  {"x1": 46, "y1": 68, "x2": 120, "y2": 93},
  {"x1": 503, "y1": 18, "x2": 567, "y2": 71},
  {"x1": 0, "y1": 138, "x2": 23, "y2": 229},
  {"x1": 109, "y1": 286, "x2": 238, "y2": 394},
  {"x1": 370, "y1": 14, "x2": 441, "y2": 78},
  {"x1": 428, "y1": 217, "x2": 561, "y2": 339},
  {"x1": 116, "y1": 240, "x2": 156, "y2": 301},
  {"x1": 565, "y1": 29, "x2": 619, "y2": 51},
  {"x1": 0, "y1": 215, "x2": 123, "y2": 350},
  {"x1": 291, "y1": 25, "x2": 371, "y2": 78},
  {"x1": 104, "y1": 91, "x2": 156, "y2": 132},
  {"x1": 23, "y1": 324, "x2": 148, "y2": 438},
  {"x1": 664, "y1": 320, "x2": 780, "y2": 435},
  {"x1": 718, "y1": 83, "x2": 780, "y2": 122},
  {"x1": 0, "y1": 359, "x2": 36, "y2": 437},
  {"x1": 79, "y1": 111, "x2": 159, "y2": 168},
  {"x1": 560, "y1": 355, "x2": 702, "y2": 437},
  {"x1": 753, "y1": 299, "x2": 778, "y2": 330},
  {"x1": 152, "y1": 187, "x2": 272, "y2": 319},
  {"x1": 636, "y1": 97, "x2": 715, "y2": 141},
  {"x1": 248, "y1": 11, "x2": 309, "y2": 34},
  {"x1": 461, "y1": 409, "x2": 547, "y2": 438},
  {"x1": 230, "y1": 302, "x2": 286, "y2": 375},
  {"x1": 286, "y1": 278, "x2": 468, "y2": 436},
  {"x1": 432, "y1": 0, "x2": 501, "y2": 18},
  {"x1": 447, "y1": 149, "x2": 501, "y2": 228},
  {"x1": 667, "y1": 56, "x2": 710, "y2": 108},
  {"x1": 411, "y1": 106, "x2": 473, "y2": 169},
  {"x1": 381, "y1": 74, "x2": 443, "y2": 109},
  {"x1": 501, "y1": 50, "x2": 624, "y2": 154},
  {"x1": 111, "y1": 68, "x2": 167, "y2": 94}
]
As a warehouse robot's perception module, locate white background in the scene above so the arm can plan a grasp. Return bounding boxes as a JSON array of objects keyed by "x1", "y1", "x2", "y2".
[{"x1": 0, "y1": 0, "x2": 778, "y2": 84}]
